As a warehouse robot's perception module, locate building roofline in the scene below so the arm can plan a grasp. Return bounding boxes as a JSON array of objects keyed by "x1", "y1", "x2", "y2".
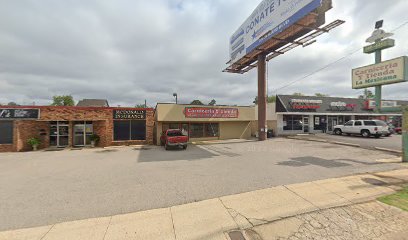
[
  {"x1": 156, "y1": 103, "x2": 255, "y2": 108},
  {"x1": 0, "y1": 106, "x2": 154, "y2": 111}
]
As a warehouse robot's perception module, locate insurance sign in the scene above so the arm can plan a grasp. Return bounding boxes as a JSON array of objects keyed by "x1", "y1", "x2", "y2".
[
  {"x1": 229, "y1": 0, "x2": 322, "y2": 64},
  {"x1": 352, "y1": 56, "x2": 408, "y2": 89}
]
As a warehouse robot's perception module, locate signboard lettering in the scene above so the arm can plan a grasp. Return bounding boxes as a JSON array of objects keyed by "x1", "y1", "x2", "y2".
[
  {"x1": 0, "y1": 109, "x2": 40, "y2": 119},
  {"x1": 329, "y1": 102, "x2": 356, "y2": 111},
  {"x1": 289, "y1": 99, "x2": 322, "y2": 110},
  {"x1": 363, "y1": 39, "x2": 395, "y2": 54},
  {"x1": 113, "y1": 110, "x2": 146, "y2": 120},
  {"x1": 229, "y1": 0, "x2": 322, "y2": 64},
  {"x1": 352, "y1": 56, "x2": 408, "y2": 89},
  {"x1": 184, "y1": 108, "x2": 239, "y2": 118},
  {"x1": 365, "y1": 100, "x2": 399, "y2": 110}
]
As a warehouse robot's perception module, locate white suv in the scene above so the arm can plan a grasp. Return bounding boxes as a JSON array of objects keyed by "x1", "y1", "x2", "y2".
[{"x1": 333, "y1": 120, "x2": 389, "y2": 138}]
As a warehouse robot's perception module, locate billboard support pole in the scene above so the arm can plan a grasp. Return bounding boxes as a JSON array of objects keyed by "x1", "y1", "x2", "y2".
[
  {"x1": 258, "y1": 53, "x2": 267, "y2": 141},
  {"x1": 375, "y1": 41, "x2": 382, "y2": 113}
]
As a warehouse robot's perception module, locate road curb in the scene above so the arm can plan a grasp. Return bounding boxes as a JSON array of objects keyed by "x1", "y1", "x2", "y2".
[
  {"x1": 332, "y1": 141, "x2": 361, "y2": 147},
  {"x1": 374, "y1": 147, "x2": 403, "y2": 155}
]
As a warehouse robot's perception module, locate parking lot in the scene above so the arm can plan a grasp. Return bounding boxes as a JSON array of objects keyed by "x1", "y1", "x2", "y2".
[
  {"x1": 306, "y1": 133, "x2": 402, "y2": 152},
  {"x1": 0, "y1": 138, "x2": 406, "y2": 231}
]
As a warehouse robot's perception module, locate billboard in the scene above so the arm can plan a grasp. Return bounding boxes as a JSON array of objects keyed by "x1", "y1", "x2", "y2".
[
  {"x1": 229, "y1": 0, "x2": 322, "y2": 64},
  {"x1": 184, "y1": 107, "x2": 239, "y2": 118},
  {"x1": 352, "y1": 56, "x2": 408, "y2": 89}
]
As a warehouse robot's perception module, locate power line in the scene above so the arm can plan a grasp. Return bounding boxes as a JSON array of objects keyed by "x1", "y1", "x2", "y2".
[{"x1": 270, "y1": 20, "x2": 408, "y2": 94}]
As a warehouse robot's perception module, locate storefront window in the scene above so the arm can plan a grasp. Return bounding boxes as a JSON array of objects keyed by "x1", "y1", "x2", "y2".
[
  {"x1": 205, "y1": 123, "x2": 219, "y2": 137},
  {"x1": 283, "y1": 115, "x2": 303, "y2": 131},
  {"x1": 189, "y1": 123, "x2": 219, "y2": 138},
  {"x1": 0, "y1": 121, "x2": 13, "y2": 144},
  {"x1": 114, "y1": 120, "x2": 146, "y2": 141},
  {"x1": 190, "y1": 124, "x2": 204, "y2": 138}
]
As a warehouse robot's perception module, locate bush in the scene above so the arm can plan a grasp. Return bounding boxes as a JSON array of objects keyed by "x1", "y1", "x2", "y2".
[
  {"x1": 90, "y1": 134, "x2": 100, "y2": 143},
  {"x1": 27, "y1": 138, "x2": 40, "y2": 146}
]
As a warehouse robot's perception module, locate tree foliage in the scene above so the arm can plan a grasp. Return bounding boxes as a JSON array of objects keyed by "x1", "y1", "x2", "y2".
[
  {"x1": 358, "y1": 89, "x2": 375, "y2": 99},
  {"x1": 7, "y1": 102, "x2": 19, "y2": 106},
  {"x1": 314, "y1": 93, "x2": 329, "y2": 97},
  {"x1": 190, "y1": 100, "x2": 204, "y2": 105},
  {"x1": 208, "y1": 99, "x2": 216, "y2": 106},
  {"x1": 253, "y1": 96, "x2": 276, "y2": 105},
  {"x1": 51, "y1": 95, "x2": 75, "y2": 106},
  {"x1": 135, "y1": 104, "x2": 147, "y2": 108},
  {"x1": 292, "y1": 92, "x2": 304, "y2": 96}
]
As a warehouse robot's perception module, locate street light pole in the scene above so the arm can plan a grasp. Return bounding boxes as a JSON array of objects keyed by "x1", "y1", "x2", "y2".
[{"x1": 173, "y1": 93, "x2": 178, "y2": 104}]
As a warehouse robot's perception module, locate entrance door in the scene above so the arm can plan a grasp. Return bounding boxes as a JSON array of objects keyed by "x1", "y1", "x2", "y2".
[
  {"x1": 303, "y1": 116, "x2": 309, "y2": 133},
  {"x1": 50, "y1": 121, "x2": 69, "y2": 148},
  {"x1": 327, "y1": 116, "x2": 338, "y2": 132},
  {"x1": 73, "y1": 122, "x2": 93, "y2": 147}
]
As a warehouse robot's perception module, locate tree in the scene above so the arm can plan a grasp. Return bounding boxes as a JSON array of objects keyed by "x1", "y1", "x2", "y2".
[
  {"x1": 208, "y1": 99, "x2": 216, "y2": 106},
  {"x1": 315, "y1": 93, "x2": 329, "y2": 97},
  {"x1": 51, "y1": 95, "x2": 75, "y2": 106},
  {"x1": 358, "y1": 89, "x2": 375, "y2": 99},
  {"x1": 253, "y1": 96, "x2": 276, "y2": 105},
  {"x1": 135, "y1": 104, "x2": 147, "y2": 108},
  {"x1": 7, "y1": 102, "x2": 19, "y2": 106},
  {"x1": 190, "y1": 100, "x2": 204, "y2": 105},
  {"x1": 292, "y1": 92, "x2": 304, "y2": 96}
]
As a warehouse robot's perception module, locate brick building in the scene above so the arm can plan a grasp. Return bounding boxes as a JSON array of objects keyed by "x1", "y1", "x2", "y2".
[{"x1": 0, "y1": 106, "x2": 154, "y2": 152}]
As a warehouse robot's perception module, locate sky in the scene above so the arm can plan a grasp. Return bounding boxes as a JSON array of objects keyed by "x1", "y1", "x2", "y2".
[{"x1": 0, "y1": 0, "x2": 407, "y2": 107}]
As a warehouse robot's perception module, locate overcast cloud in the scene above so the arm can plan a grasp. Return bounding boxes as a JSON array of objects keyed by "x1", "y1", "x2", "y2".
[{"x1": 0, "y1": 0, "x2": 407, "y2": 107}]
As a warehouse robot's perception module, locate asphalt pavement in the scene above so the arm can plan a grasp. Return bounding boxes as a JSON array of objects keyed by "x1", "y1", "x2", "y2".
[
  {"x1": 309, "y1": 133, "x2": 402, "y2": 151},
  {"x1": 0, "y1": 139, "x2": 405, "y2": 231}
]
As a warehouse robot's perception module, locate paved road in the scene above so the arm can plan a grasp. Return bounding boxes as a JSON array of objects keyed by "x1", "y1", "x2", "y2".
[
  {"x1": 0, "y1": 139, "x2": 405, "y2": 231},
  {"x1": 309, "y1": 133, "x2": 402, "y2": 151}
]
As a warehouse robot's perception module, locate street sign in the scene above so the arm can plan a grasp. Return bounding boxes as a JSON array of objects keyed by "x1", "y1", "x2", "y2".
[
  {"x1": 352, "y1": 56, "x2": 408, "y2": 89},
  {"x1": 363, "y1": 39, "x2": 395, "y2": 54}
]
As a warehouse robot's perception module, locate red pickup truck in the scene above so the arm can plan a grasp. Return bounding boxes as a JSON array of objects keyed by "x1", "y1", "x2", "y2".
[{"x1": 160, "y1": 129, "x2": 189, "y2": 150}]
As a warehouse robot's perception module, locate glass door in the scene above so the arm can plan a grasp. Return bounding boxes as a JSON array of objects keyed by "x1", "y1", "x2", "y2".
[
  {"x1": 303, "y1": 116, "x2": 309, "y2": 133},
  {"x1": 73, "y1": 121, "x2": 93, "y2": 147},
  {"x1": 49, "y1": 121, "x2": 69, "y2": 148}
]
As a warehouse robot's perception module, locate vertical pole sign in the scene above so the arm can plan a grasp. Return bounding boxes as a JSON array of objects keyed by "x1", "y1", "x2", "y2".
[{"x1": 403, "y1": 107, "x2": 408, "y2": 162}]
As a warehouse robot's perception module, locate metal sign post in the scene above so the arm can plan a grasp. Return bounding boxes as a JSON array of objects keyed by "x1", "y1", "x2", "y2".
[{"x1": 363, "y1": 20, "x2": 395, "y2": 113}]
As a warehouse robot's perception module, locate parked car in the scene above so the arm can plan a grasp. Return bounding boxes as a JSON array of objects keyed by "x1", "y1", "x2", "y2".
[
  {"x1": 333, "y1": 120, "x2": 389, "y2": 138},
  {"x1": 384, "y1": 123, "x2": 395, "y2": 137},
  {"x1": 395, "y1": 127, "x2": 402, "y2": 135},
  {"x1": 160, "y1": 129, "x2": 189, "y2": 150}
]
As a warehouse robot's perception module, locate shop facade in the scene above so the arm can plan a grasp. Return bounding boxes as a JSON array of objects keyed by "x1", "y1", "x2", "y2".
[
  {"x1": 0, "y1": 106, "x2": 154, "y2": 152},
  {"x1": 154, "y1": 103, "x2": 256, "y2": 144},
  {"x1": 274, "y1": 95, "x2": 406, "y2": 136}
]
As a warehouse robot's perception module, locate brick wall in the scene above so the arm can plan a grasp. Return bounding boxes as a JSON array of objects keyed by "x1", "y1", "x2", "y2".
[{"x1": 0, "y1": 106, "x2": 154, "y2": 152}]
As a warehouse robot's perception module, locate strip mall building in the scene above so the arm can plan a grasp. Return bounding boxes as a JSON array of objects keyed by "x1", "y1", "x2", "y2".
[
  {"x1": 0, "y1": 106, "x2": 154, "y2": 152},
  {"x1": 0, "y1": 95, "x2": 406, "y2": 152}
]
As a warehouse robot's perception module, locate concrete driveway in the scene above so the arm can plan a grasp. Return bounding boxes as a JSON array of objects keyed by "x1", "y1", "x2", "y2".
[{"x1": 0, "y1": 138, "x2": 405, "y2": 231}]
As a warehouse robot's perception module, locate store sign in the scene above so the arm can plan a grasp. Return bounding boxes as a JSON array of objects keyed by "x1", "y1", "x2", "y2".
[
  {"x1": 329, "y1": 102, "x2": 357, "y2": 111},
  {"x1": 184, "y1": 107, "x2": 239, "y2": 118},
  {"x1": 229, "y1": 0, "x2": 322, "y2": 64},
  {"x1": 0, "y1": 108, "x2": 40, "y2": 119},
  {"x1": 363, "y1": 39, "x2": 395, "y2": 54},
  {"x1": 113, "y1": 110, "x2": 146, "y2": 120},
  {"x1": 352, "y1": 56, "x2": 408, "y2": 89},
  {"x1": 364, "y1": 100, "x2": 399, "y2": 110},
  {"x1": 289, "y1": 99, "x2": 322, "y2": 110}
]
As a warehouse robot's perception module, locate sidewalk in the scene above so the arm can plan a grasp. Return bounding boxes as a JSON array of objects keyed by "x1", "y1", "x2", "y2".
[{"x1": 1, "y1": 167, "x2": 407, "y2": 240}]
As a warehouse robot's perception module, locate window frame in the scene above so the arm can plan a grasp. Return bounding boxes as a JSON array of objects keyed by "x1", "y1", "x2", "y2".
[
  {"x1": 113, "y1": 120, "x2": 146, "y2": 141},
  {"x1": 0, "y1": 121, "x2": 14, "y2": 144}
]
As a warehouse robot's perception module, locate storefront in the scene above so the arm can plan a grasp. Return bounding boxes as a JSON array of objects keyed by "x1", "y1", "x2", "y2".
[
  {"x1": 154, "y1": 103, "x2": 256, "y2": 144},
  {"x1": 0, "y1": 106, "x2": 154, "y2": 152},
  {"x1": 274, "y1": 95, "x2": 406, "y2": 136}
]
